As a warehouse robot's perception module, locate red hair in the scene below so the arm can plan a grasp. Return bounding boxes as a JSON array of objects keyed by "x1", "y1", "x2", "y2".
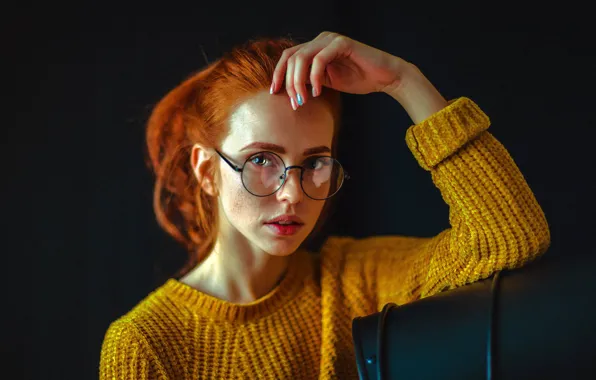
[{"x1": 145, "y1": 37, "x2": 342, "y2": 277}]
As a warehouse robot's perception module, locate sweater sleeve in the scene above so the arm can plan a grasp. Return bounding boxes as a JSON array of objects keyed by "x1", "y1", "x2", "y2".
[
  {"x1": 100, "y1": 319, "x2": 169, "y2": 380},
  {"x1": 366, "y1": 97, "x2": 551, "y2": 310}
]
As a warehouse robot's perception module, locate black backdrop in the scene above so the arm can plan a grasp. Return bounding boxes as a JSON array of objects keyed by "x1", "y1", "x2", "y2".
[{"x1": 5, "y1": 2, "x2": 595, "y2": 379}]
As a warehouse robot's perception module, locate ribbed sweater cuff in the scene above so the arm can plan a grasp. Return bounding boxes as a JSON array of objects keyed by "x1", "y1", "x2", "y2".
[{"x1": 405, "y1": 97, "x2": 491, "y2": 171}]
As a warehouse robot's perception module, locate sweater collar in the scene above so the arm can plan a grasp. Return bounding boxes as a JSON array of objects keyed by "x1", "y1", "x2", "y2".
[{"x1": 161, "y1": 248, "x2": 313, "y2": 323}]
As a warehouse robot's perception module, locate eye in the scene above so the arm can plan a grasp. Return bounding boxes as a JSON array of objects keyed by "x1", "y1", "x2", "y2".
[
  {"x1": 306, "y1": 156, "x2": 331, "y2": 170},
  {"x1": 250, "y1": 154, "x2": 269, "y2": 166},
  {"x1": 248, "y1": 152, "x2": 278, "y2": 167}
]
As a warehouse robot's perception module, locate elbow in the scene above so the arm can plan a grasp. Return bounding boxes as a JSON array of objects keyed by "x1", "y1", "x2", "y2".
[
  {"x1": 526, "y1": 210, "x2": 552, "y2": 261},
  {"x1": 459, "y1": 210, "x2": 551, "y2": 278},
  {"x1": 498, "y1": 209, "x2": 552, "y2": 269}
]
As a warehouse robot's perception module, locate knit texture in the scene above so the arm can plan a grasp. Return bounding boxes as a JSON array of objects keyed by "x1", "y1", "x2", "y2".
[{"x1": 99, "y1": 97, "x2": 551, "y2": 379}]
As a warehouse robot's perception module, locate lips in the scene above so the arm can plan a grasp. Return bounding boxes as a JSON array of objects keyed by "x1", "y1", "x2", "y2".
[
  {"x1": 265, "y1": 215, "x2": 305, "y2": 225},
  {"x1": 265, "y1": 222, "x2": 303, "y2": 236}
]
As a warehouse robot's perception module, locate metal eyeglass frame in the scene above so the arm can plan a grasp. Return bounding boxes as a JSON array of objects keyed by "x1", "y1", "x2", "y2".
[{"x1": 214, "y1": 149, "x2": 350, "y2": 200}]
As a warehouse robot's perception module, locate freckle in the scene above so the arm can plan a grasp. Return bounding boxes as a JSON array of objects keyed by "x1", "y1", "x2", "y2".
[{"x1": 231, "y1": 193, "x2": 244, "y2": 213}]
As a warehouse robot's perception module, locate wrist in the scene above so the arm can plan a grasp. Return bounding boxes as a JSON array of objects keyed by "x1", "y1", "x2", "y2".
[
  {"x1": 382, "y1": 61, "x2": 420, "y2": 99},
  {"x1": 384, "y1": 64, "x2": 448, "y2": 124}
]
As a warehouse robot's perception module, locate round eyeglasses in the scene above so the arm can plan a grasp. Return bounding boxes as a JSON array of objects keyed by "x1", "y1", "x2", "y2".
[{"x1": 215, "y1": 149, "x2": 350, "y2": 200}]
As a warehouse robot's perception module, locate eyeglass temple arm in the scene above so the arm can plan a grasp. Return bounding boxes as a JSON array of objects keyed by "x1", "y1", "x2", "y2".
[{"x1": 215, "y1": 149, "x2": 243, "y2": 172}]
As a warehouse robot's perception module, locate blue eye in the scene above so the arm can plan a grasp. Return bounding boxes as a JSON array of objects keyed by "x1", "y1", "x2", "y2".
[
  {"x1": 248, "y1": 152, "x2": 280, "y2": 168},
  {"x1": 251, "y1": 155, "x2": 269, "y2": 166}
]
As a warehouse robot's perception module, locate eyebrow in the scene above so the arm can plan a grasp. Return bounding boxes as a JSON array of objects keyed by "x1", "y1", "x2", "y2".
[{"x1": 239, "y1": 142, "x2": 331, "y2": 156}]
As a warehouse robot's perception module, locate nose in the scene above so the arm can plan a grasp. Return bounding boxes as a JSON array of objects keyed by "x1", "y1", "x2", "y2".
[{"x1": 276, "y1": 167, "x2": 303, "y2": 204}]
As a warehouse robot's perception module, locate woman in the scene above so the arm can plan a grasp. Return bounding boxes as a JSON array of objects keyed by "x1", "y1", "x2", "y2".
[{"x1": 100, "y1": 31, "x2": 550, "y2": 379}]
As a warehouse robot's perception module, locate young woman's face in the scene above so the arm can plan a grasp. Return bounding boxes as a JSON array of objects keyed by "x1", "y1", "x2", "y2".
[{"x1": 215, "y1": 90, "x2": 335, "y2": 257}]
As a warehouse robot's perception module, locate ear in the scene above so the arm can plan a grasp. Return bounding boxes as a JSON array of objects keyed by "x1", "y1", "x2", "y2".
[{"x1": 190, "y1": 143, "x2": 218, "y2": 197}]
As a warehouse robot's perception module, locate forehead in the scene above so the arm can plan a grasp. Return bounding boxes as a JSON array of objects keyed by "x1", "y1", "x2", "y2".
[{"x1": 222, "y1": 91, "x2": 334, "y2": 154}]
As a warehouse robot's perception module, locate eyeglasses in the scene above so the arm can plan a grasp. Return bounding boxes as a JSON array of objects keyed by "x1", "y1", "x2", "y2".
[{"x1": 214, "y1": 149, "x2": 350, "y2": 200}]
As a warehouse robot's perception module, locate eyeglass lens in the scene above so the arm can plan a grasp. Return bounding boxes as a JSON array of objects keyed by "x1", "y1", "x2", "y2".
[{"x1": 241, "y1": 152, "x2": 344, "y2": 199}]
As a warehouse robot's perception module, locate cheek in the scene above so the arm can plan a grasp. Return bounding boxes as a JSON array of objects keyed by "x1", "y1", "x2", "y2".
[
  {"x1": 317, "y1": 201, "x2": 326, "y2": 214},
  {"x1": 229, "y1": 189, "x2": 258, "y2": 220},
  {"x1": 312, "y1": 201, "x2": 326, "y2": 220},
  {"x1": 221, "y1": 171, "x2": 262, "y2": 224},
  {"x1": 219, "y1": 168, "x2": 327, "y2": 229}
]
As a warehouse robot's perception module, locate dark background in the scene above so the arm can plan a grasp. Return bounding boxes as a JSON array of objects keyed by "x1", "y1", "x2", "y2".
[{"x1": 5, "y1": 2, "x2": 595, "y2": 379}]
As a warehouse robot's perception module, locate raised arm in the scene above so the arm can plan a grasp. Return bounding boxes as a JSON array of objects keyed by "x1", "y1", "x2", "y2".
[
  {"x1": 381, "y1": 65, "x2": 551, "y2": 300},
  {"x1": 266, "y1": 32, "x2": 551, "y2": 307}
]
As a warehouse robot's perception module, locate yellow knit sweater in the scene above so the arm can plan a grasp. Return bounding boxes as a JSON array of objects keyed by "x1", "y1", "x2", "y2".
[{"x1": 99, "y1": 97, "x2": 551, "y2": 379}]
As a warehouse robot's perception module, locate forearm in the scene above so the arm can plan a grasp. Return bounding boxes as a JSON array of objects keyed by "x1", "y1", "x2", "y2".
[
  {"x1": 384, "y1": 63, "x2": 449, "y2": 124},
  {"x1": 399, "y1": 95, "x2": 551, "y2": 296}
]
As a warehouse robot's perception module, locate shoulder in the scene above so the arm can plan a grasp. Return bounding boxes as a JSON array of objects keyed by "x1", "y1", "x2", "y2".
[
  {"x1": 320, "y1": 234, "x2": 431, "y2": 262},
  {"x1": 100, "y1": 299, "x2": 163, "y2": 378},
  {"x1": 102, "y1": 316, "x2": 143, "y2": 346},
  {"x1": 316, "y1": 234, "x2": 434, "y2": 281},
  {"x1": 103, "y1": 280, "x2": 189, "y2": 349},
  {"x1": 101, "y1": 281, "x2": 192, "y2": 378},
  {"x1": 316, "y1": 234, "x2": 437, "y2": 308}
]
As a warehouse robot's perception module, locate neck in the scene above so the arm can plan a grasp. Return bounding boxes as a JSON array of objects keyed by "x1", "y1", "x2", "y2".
[{"x1": 180, "y1": 237, "x2": 292, "y2": 304}]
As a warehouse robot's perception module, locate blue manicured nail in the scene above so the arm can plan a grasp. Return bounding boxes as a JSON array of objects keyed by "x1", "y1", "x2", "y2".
[{"x1": 296, "y1": 94, "x2": 303, "y2": 106}]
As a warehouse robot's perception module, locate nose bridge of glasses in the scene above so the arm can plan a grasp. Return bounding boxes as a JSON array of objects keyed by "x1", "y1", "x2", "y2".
[
  {"x1": 273, "y1": 166, "x2": 301, "y2": 202},
  {"x1": 280, "y1": 165, "x2": 303, "y2": 183},
  {"x1": 283, "y1": 165, "x2": 303, "y2": 174}
]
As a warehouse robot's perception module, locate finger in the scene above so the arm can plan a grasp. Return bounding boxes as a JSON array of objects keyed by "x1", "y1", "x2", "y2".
[
  {"x1": 270, "y1": 33, "x2": 337, "y2": 94},
  {"x1": 310, "y1": 36, "x2": 349, "y2": 97},
  {"x1": 285, "y1": 55, "x2": 298, "y2": 110},
  {"x1": 293, "y1": 53, "x2": 310, "y2": 107},
  {"x1": 292, "y1": 34, "x2": 337, "y2": 105},
  {"x1": 271, "y1": 44, "x2": 302, "y2": 94}
]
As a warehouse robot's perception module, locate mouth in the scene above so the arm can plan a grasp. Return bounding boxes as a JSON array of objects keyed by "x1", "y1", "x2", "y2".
[{"x1": 264, "y1": 222, "x2": 303, "y2": 236}]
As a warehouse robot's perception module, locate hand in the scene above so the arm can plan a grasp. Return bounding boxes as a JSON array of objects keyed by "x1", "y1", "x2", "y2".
[{"x1": 270, "y1": 31, "x2": 415, "y2": 109}]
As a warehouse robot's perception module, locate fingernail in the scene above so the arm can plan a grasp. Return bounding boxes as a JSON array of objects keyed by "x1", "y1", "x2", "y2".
[
  {"x1": 312, "y1": 86, "x2": 318, "y2": 97},
  {"x1": 269, "y1": 82, "x2": 274, "y2": 94},
  {"x1": 296, "y1": 94, "x2": 303, "y2": 106},
  {"x1": 290, "y1": 97, "x2": 297, "y2": 111}
]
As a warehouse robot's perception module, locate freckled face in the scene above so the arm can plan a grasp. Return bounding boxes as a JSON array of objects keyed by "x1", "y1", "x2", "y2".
[{"x1": 215, "y1": 90, "x2": 334, "y2": 257}]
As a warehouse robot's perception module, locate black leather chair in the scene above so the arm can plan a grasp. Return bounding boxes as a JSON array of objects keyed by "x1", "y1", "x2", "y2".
[{"x1": 352, "y1": 249, "x2": 596, "y2": 379}]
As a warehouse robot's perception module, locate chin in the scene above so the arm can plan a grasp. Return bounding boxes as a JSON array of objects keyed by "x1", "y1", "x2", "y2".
[
  {"x1": 264, "y1": 243, "x2": 302, "y2": 257},
  {"x1": 258, "y1": 223, "x2": 309, "y2": 255},
  {"x1": 260, "y1": 237, "x2": 305, "y2": 257}
]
